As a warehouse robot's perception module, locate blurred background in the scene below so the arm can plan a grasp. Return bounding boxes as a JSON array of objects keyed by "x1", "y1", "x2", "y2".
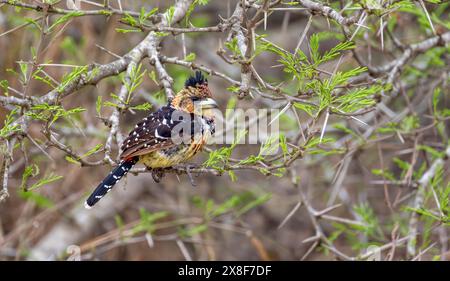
[{"x1": 0, "y1": 0, "x2": 448, "y2": 261}]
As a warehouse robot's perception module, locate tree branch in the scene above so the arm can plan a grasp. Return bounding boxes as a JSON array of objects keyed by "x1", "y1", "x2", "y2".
[
  {"x1": 406, "y1": 144, "x2": 450, "y2": 258},
  {"x1": 297, "y1": 0, "x2": 358, "y2": 26}
]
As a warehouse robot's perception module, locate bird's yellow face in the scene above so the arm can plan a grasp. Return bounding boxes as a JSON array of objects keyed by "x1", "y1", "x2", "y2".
[{"x1": 171, "y1": 75, "x2": 218, "y2": 117}]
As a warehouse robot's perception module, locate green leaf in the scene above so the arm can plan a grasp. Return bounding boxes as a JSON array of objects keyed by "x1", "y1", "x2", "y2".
[
  {"x1": 305, "y1": 136, "x2": 334, "y2": 149},
  {"x1": 148, "y1": 71, "x2": 158, "y2": 84},
  {"x1": 333, "y1": 85, "x2": 381, "y2": 113},
  {"x1": 20, "y1": 164, "x2": 39, "y2": 190},
  {"x1": 121, "y1": 13, "x2": 138, "y2": 27},
  {"x1": 417, "y1": 145, "x2": 443, "y2": 158},
  {"x1": 18, "y1": 190, "x2": 54, "y2": 208},
  {"x1": 24, "y1": 17, "x2": 42, "y2": 31},
  {"x1": 0, "y1": 80, "x2": 9, "y2": 92},
  {"x1": 132, "y1": 209, "x2": 168, "y2": 234},
  {"x1": 28, "y1": 173, "x2": 63, "y2": 191},
  {"x1": 65, "y1": 155, "x2": 81, "y2": 165},
  {"x1": 139, "y1": 7, "x2": 159, "y2": 24},
  {"x1": 210, "y1": 195, "x2": 241, "y2": 217},
  {"x1": 0, "y1": 109, "x2": 21, "y2": 138},
  {"x1": 60, "y1": 36, "x2": 78, "y2": 56},
  {"x1": 228, "y1": 170, "x2": 237, "y2": 181},
  {"x1": 115, "y1": 214, "x2": 125, "y2": 237},
  {"x1": 226, "y1": 96, "x2": 237, "y2": 110},
  {"x1": 56, "y1": 66, "x2": 88, "y2": 93},
  {"x1": 258, "y1": 134, "x2": 280, "y2": 156},
  {"x1": 432, "y1": 87, "x2": 441, "y2": 116},
  {"x1": 371, "y1": 169, "x2": 396, "y2": 181},
  {"x1": 103, "y1": 101, "x2": 119, "y2": 108},
  {"x1": 294, "y1": 102, "x2": 316, "y2": 117},
  {"x1": 154, "y1": 31, "x2": 169, "y2": 37},
  {"x1": 203, "y1": 130, "x2": 247, "y2": 172},
  {"x1": 115, "y1": 28, "x2": 141, "y2": 33},
  {"x1": 48, "y1": 11, "x2": 85, "y2": 32},
  {"x1": 352, "y1": 203, "x2": 380, "y2": 237},
  {"x1": 33, "y1": 67, "x2": 57, "y2": 88},
  {"x1": 165, "y1": 6, "x2": 175, "y2": 26},
  {"x1": 18, "y1": 61, "x2": 28, "y2": 83},
  {"x1": 179, "y1": 224, "x2": 208, "y2": 238},
  {"x1": 96, "y1": 96, "x2": 102, "y2": 116},
  {"x1": 82, "y1": 144, "x2": 103, "y2": 158},
  {"x1": 130, "y1": 102, "x2": 152, "y2": 111},
  {"x1": 309, "y1": 34, "x2": 320, "y2": 63},
  {"x1": 26, "y1": 103, "x2": 86, "y2": 126},
  {"x1": 329, "y1": 67, "x2": 367, "y2": 88},
  {"x1": 195, "y1": 0, "x2": 210, "y2": 5},
  {"x1": 226, "y1": 85, "x2": 240, "y2": 93},
  {"x1": 399, "y1": 115, "x2": 420, "y2": 133},
  {"x1": 225, "y1": 37, "x2": 241, "y2": 57},
  {"x1": 319, "y1": 41, "x2": 355, "y2": 64},
  {"x1": 123, "y1": 63, "x2": 146, "y2": 104},
  {"x1": 185, "y1": 52, "x2": 196, "y2": 62},
  {"x1": 236, "y1": 193, "x2": 272, "y2": 216},
  {"x1": 317, "y1": 81, "x2": 332, "y2": 113},
  {"x1": 279, "y1": 134, "x2": 289, "y2": 158}
]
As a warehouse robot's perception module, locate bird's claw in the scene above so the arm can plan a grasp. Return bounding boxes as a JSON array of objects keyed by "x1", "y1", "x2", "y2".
[
  {"x1": 147, "y1": 165, "x2": 199, "y2": 186},
  {"x1": 185, "y1": 164, "x2": 198, "y2": 187},
  {"x1": 150, "y1": 168, "x2": 165, "y2": 183}
]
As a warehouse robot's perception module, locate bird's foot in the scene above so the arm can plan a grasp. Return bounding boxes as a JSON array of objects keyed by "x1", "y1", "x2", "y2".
[
  {"x1": 185, "y1": 164, "x2": 198, "y2": 187},
  {"x1": 148, "y1": 167, "x2": 165, "y2": 183},
  {"x1": 148, "y1": 165, "x2": 199, "y2": 186}
]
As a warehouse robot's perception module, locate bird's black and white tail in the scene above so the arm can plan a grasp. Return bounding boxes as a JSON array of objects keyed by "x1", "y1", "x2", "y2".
[{"x1": 85, "y1": 157, "x2": 138, "y2": 209}]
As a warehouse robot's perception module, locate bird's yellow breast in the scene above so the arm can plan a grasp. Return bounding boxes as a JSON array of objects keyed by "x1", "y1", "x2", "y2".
[{"x1": 139, "y1": 133, "x2": 210, "y2": 168}]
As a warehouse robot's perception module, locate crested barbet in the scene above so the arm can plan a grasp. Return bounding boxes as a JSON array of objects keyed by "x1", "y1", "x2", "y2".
[{"x1": 85, "y1": 71, "x2": 217, "y2": 208}]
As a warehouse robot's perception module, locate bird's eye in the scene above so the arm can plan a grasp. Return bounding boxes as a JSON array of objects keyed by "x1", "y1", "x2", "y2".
[{"x1": 191, "y1": 96, "x2": 201, "y2": 101}]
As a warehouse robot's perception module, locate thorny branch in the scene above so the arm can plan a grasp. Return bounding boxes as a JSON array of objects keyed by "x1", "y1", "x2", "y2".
[
  {"x1": 0, "y1": 139, "x2": 15, "y2": 202},
  {"x1": 407, "y1": 145, "x2": 450, "y2": 257},
  {"x1": 297, "y1": 0, "x2": 358, "y2": 26},
  {"x1": 0, "y1": 0, "x2": 146, "y2": 18}
]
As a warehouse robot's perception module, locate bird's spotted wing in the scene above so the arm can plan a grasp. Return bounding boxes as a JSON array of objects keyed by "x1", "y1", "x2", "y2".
[
  {"x1": 120, "y1": 105, "x2": 202, "y2": 160},
  {"x1": 120, "y1": 105, "x2": 177, "y2": 159}
]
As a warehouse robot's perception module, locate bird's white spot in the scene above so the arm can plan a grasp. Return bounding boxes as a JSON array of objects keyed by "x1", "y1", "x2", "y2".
[
  {"x1": 135, "y1": 138, "x2": 138, "y2": 141},
  {"x1": 162, "y1": 119, "x2": 167, "y2": 125},
  {"x1": 84, "y1": 202, "x2": 92, "y2": 209},
  {"x1": 95, "y1": 195, "x2": 103, "y2": 199},
  {"x1": 112, "y1": 175, "x2": 119, "y2": 179}
]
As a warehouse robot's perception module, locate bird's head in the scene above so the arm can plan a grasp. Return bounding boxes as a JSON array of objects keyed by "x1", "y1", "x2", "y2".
[{"x1": 170, "y1": 71, "x2": 218, "y2": 117}]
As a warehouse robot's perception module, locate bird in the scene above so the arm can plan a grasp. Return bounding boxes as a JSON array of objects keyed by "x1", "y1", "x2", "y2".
[{"x1": 85, "y1": 71, "x2": 218, "y2": 208}]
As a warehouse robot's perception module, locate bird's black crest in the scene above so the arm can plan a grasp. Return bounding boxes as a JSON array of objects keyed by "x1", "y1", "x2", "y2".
[{"x1": 185, "y1": 71, "x2": 207, "y2": 88}]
